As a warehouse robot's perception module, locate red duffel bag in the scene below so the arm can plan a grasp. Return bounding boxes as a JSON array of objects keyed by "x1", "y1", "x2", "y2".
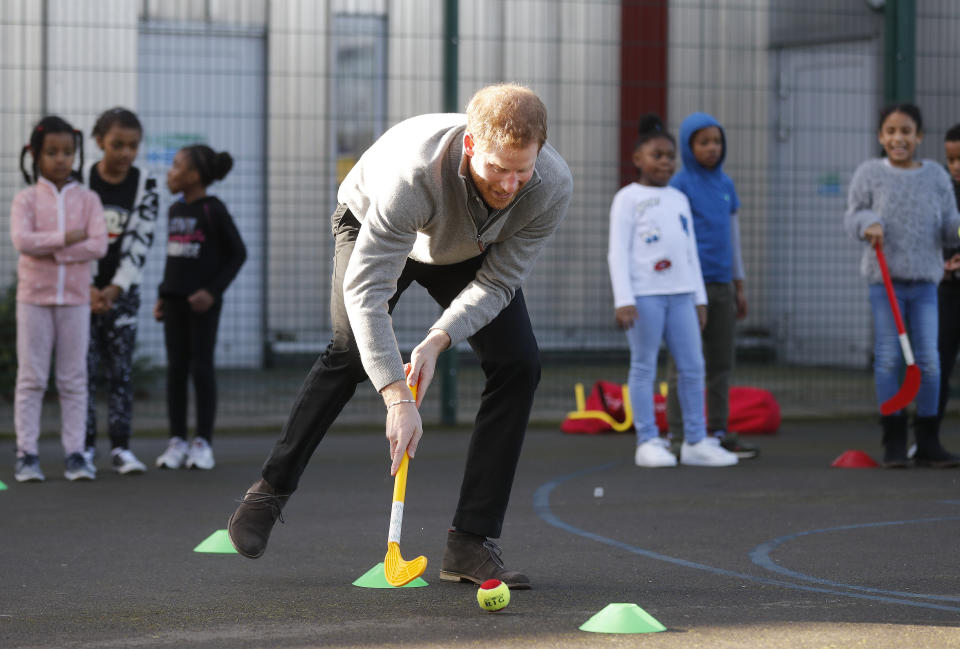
[
  {"x1": 727, "y1": 386, "x2": 780, "y2": 434},
  {"x1": 560, "y1": 381, "x2": 633, "y2": 434},
  {"x1": 561, "y1": 382, "x2": 779, "y2": 435}
]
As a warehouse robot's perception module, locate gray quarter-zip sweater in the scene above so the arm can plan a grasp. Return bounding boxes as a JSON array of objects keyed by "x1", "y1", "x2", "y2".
[{"x1": 338, "y1": 113, "x2": 573, "y2": 392}]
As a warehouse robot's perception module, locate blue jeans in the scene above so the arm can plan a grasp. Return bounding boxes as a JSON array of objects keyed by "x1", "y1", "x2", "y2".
[
  {"x1": 869, "y1": 281, "x2": 940, "y2": 416},
  {"x1": 624, "y1": 293, "x2": 706, "y2": 444}
]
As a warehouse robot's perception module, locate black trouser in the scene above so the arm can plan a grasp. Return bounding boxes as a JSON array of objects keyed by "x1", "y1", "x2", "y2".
[
  {"x1": 262, "y1": 205, "x2": 541, "y2": 539},
  {"x1": 938, "y1": 281, "x2": 960, "y2": 421},
  {"x1": 161, "y1": 295, "x2": 223, "y2": 441},
  {"x1": 86, "y1": 286, "x2": 140, "y2": 450}
]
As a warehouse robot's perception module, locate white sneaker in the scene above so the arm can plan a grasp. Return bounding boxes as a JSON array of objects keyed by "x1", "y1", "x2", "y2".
[
  {"x1": 112, "y1": 448, "x2": 147, "y2": 475},
  {"x1": 635, "y1": 437, "x2": 678, "y2": 468},
  {"x1": 64, "y1": 452, "x2": 96, "y2": 481},
  {"x1": 185, "y1": 438, "x2": 215, "y2": 470},
  {"x1": 156, "y1": 437, "x2": 189, "y2": 469},
  {"x1": 82, "y1": 446, "x2": 98, "y2": 475},
  {"x1": 14, "y1": 454, "x2": 45, "y2": 482},
  {"x1": 680, "y1": 437, "x2": 739, "y2": 467}
]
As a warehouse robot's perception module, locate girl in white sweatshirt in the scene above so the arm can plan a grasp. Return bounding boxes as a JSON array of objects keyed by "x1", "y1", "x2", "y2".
[{"x1": 608, "y1": 114, "x2": 737, "y2": 468}]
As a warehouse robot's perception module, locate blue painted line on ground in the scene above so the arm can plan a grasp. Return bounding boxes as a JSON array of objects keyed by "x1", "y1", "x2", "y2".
[
  {"x1": 750, "y1": 517, "x2": 960, "y2": 603},
  {"x1": 533, "y1": 462, "x2": 960, "y2": 612}
]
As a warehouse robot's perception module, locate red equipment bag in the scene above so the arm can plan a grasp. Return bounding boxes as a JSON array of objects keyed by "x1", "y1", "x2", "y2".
[
  {"x1": 560, "y1": 381, "x2": 633, "y2": 434},
  {"x1": 653, "y1": 392, "x2": 668, "y2": 432},
  {"x1": 561, "y1": 382, "x2": 780, "y2": 435},
  {"x1": 727, "y1": 386, "x2": 780, "y2": 434}
]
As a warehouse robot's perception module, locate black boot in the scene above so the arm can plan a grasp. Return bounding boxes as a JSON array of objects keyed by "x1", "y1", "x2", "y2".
[
  {"x1": 439, "y1": 529, "x2": 531, "y2": 589},
  {"x1": 913, "y1": 416, "x2": 960, "y2": 468},
  {"x1": 227, "y1": 478, "x2": 290, "y2": 558},
  {"x1": 881, "y1": 414, "x2": 909, "y2": 468}
]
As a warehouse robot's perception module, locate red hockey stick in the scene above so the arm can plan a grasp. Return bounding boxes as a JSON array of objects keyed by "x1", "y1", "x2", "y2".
[{"x1": 874, "y1": 243, "x2": 921, "y2": 415}]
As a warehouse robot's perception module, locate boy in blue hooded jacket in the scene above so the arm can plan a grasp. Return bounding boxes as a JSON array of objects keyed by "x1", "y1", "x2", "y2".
[{"x1": 664, "y1": 112, "x2": 758, "y2": 459}]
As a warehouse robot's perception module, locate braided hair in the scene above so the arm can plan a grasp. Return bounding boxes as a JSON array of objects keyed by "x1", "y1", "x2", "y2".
[{"x1": 20, "y1": 115, "x2": 84, "y2": 185}]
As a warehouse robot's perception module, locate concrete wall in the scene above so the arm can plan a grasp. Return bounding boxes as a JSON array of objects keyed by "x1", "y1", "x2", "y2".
[
  {"x1": 2, "y1": 0, "x2": 957, "y2": 366},
  {"x1": 667, "y1": 0, "x2": 771, "y2": 338},
  {"x1": 916, "y1": 0, "x2": 960, "y2": 154},
  {"x1": 0, "y1": 0, "x2": 140, "y2": 285},
  {"x1": 0, "y1": 3, "x2": 44, "y2": 279},
  {"x1": 262, "y1": 0, "x2": 621, "y2": 351},
  {"x1": 457, "y1": 0, "x2": 622, "y2": 348}
]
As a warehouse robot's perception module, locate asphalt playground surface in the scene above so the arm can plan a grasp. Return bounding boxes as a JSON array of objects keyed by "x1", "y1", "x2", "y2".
[{"x1": 3, "y1": 419, "x2": 960, "y2": 649}]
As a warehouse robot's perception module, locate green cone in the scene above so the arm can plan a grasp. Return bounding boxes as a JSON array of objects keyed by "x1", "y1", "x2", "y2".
[
  {"x1": 0, "y1": 480, "x2": 7, "y2": 490},
  {"x1": 580, "y1": 603, "x2": 666, "y2": 634},
  {"x1": 353, "y1": 562, "x2": 428, "y2": 588},
  {"x1": 193, "y1": 529, "x2": 238, "y2": 553}
]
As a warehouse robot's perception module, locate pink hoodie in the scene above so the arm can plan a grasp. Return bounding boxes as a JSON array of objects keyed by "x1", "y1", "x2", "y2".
[{"x1": 10, "y1": 177, "x2": 107, "y2": 305}]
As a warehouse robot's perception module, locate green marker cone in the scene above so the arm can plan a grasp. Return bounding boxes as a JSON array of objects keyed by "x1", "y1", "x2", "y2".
[
  {"x1": 0, "y1": 479, "x2": 7, "y2": 491},
  {"x1": 353, "y1": 562, "x2": 428, "y2": 588},
  {"x1": 193, "y1": 529, "x2": 238, "y2": 553},
  {"x1": 580, "y1": 603, "x2": 666, "y2": 634}
]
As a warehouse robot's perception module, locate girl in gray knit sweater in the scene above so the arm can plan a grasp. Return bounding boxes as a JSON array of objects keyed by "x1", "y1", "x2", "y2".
[{"x1": 845, "y1": 103, "x2": 960, "y2": 468}]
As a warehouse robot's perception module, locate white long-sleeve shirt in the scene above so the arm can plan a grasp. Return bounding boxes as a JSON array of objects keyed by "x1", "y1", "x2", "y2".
[{"x1": 607, "y1": 183, "x2": 707, "y2": 308}]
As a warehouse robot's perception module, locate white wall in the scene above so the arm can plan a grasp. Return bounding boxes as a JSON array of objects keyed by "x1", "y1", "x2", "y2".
[
  {"x1": 916, "y1": 0, "x2": 960, "y2": 154},
  {"x1": 262, "y1": 0, "x2": 621, "y2": 351},
  {"x1": 22, "y1": 0, "x2": 960, "y2": 366},
  {"x1": 454, "y1": 0, "x2": 622, "y2": 349},
  {"x1": 0, "y1": 0, "x2": 623, "y2": 356},
  {"x1": 265, "y1": 1, "x2": 332, "y2": 344},
  {"x1": 0, "y1": 0, "x2": 139, "y2": 286},
  {"x1": 668, "y1": 0, "x2": 771, "y2": 339},
  {"x1": 0, "y1": 2, "x2": 43, "y2": 284}
]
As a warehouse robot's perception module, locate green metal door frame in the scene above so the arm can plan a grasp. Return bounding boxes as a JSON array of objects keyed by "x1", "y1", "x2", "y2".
[
  {"x1": 438, "y1": 0, "x2": 459, "y2": 425},
  {"x1": 883, "y1": 0, "x2": 915, "y2": 104}
]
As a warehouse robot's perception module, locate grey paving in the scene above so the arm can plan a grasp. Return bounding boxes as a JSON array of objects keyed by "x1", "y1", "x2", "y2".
[{"x1": 2, "y1": 420, "x2": 959, "y2": 648}]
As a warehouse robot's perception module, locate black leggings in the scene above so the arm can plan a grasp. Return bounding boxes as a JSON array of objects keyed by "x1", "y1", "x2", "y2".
[
  {"x1": 86, "y1": 286, "x2": 140, "y2": 449},
  {"x1": 161, "y1": 296, "x2": 222, "y2": 441},
  {"x1": 938, "y1": 281, "x2": 960, "y2": 421}
]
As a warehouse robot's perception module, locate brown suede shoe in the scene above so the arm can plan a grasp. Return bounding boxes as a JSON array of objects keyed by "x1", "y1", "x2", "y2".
[
  {"x1": 439, "y1": 530, "x2": 531, "y2": 589},
  {"x1": 227, "y1": 478, "x2": 289, "y2": 559}
]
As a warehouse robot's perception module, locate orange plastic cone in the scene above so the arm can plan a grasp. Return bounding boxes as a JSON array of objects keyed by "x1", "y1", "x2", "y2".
[{"x1": 831, "y1": 450, "x2": 878, "y2": 468}]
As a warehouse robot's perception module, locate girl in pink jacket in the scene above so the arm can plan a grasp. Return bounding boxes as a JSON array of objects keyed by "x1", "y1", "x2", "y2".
[{"x1": 11, "y1": 116, "x2": 107, "y2": 482}]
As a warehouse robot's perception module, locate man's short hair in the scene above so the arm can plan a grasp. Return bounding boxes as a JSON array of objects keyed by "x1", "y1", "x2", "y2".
[
  {"x1": 946, "y1": 123, "x2": 960, "y2": 143},
  {"x1": 466, "y1": 83, "x2": 547, "y2": 152}
]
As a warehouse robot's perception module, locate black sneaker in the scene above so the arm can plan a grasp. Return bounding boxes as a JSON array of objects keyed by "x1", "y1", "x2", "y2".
[
  {"x1": 717, "y1": 432, "x2": 760, "y2": 459},
  {"x1": 439, "y1": 530, "x2": 531, "y2": 589}
]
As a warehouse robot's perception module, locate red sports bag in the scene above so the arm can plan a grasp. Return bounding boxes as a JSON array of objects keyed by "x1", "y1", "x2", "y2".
[
  {"x1": 726, "y1": 386, "x2": 780, "y2": 434},
  {"x1": 560, "y1": 381, "x2": 633, "y2": 434},
  {"x1": 561, "y1": 382, "x2": 779, "y2": 435}
]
